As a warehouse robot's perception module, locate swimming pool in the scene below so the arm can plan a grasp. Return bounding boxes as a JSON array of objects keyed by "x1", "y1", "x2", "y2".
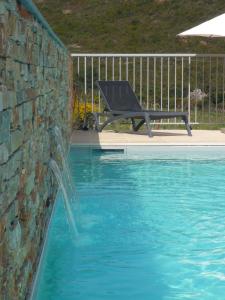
[{"x1": 33, "y1": 146, "x2": 225, "y2": 300}]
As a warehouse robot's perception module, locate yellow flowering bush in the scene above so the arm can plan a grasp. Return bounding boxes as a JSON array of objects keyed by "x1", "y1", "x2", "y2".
[{"x1": 73, "y1": 95, "x2": 98, "y2": 129}]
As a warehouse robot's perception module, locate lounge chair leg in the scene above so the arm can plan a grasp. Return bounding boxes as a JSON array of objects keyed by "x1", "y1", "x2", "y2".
[
  {"x1": 131, "y1": 118, "x2": 145, "y2": 132},
  {"x1": 183, "y1": 117, "x2": 192, "y2": 136},
  {"x1": 99, "y1": 116, "x2": 115, "y2": 132},
  {"x1": 92, "y1": 113, "x2": 100, "y2": 131},
  {"x1": 144, "y1": 114, "x2": 153, "y2": 138},
  {"x1": 131, "y1": 118, "x2": 136, "y2": 131},
  {"x1": 134, "y1": 119, "x2": 145, "y2": 132}
]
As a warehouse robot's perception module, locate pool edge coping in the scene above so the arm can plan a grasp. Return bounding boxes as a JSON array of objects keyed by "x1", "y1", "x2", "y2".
[{"x1": 70, "y1": 143, "x2": 225, "y2": 147}]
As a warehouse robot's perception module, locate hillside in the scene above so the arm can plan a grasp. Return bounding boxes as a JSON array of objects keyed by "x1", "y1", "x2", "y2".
[{"x1": 34, "y1": 0, "x2": 225, "y2": 53}]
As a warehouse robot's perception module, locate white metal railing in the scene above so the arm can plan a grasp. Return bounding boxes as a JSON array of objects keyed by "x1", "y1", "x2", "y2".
[{"x1": 71, "y1": 53, "x2": 225, "y2": 125}]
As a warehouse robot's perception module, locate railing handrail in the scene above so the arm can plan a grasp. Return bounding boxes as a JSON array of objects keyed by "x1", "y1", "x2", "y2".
[{"x1": 71, "y1": 53, "x2": 225, "y2": 58}]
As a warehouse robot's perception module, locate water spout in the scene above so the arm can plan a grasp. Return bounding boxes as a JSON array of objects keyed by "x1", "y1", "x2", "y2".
[
  {"x1": 57, "y1": 144, "x2": 75, "y2": 196},
  {"x1": 53, "y1": 126, "x2": 80, "y2": 207},
  {"x1": 53, "y1": 126, "x2": 67, "y2": 156},
  {"x1": 49, "y1": 159, "x2": 78, "y2": 238}
]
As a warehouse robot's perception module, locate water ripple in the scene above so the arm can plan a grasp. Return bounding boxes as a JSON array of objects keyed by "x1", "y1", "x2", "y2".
[{"x1": 35, "y1": 155, "x2": 225, "y2": 300}]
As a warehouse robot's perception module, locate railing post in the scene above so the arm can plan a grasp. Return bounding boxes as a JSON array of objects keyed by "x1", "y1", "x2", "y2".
[
  {"x1": 223, "y1": 58, "x2": 225, "y2": 120},
  {"x1": 188, "y1": 56, "x2": 191, "y2": 123},
  {"x1": 83, "y1": 56, "x2": 87, "y2": 129},
  {"x1": 133, "y1": 57, "x2": 135, "y2": 91},
  {"x1": 160, "y1": 57, "x2": 163, "y2": 111},
  {"x1": 112, "y1": 56, "x2": 115, "y2": 80},
  {"x1": 98, "y1": 57, "x2": 101, "y2": 113},
  {"x1": 91, "y1": 57, "x2": 94, "y2": 112},
  {"x1": 147, "y1": 57, "x2": 149, "y2": 110},
  {"x1": 202, "y1": 57, "x2": 205, "y2": 121},
  {"x1": 216, "y1": 57, "x2": 218, "y2": 121},
  {"x1": 84, "y1": 56, "x2": 87, "y2": 96},
  {"x1": 153, "y1": 57, "x2": 156, "y2": 110},
  {"x1": 119, "y1": 57, "x2": 121, "y2": 80},
  {"x1": 195, "y1": 57, "x2": 197, "y2": 123},
  {"x1": 174, "y1": 57, "x2": 177, "y2": 113},
  {"x1": 140, "y1": 57, "x2": 142, "y2": 105},
  {"x1": 167, "y1": 57, "x2": 170, "y2": 114},
  {"x1": 181, "y1": 57, "x2": 183, "y2": 112},
  {"x1": 126, "y1": 57, "x2": 129, "y2": 81},
  {"x1": 77, "y1": 56, "x2": 80, "y2": 76},
  {"x1": 105, "y1": 57, "x2": 108, "y2": 80},
  {"x1": 209, "y1": 56, "x2": 212, "y2": 123}
]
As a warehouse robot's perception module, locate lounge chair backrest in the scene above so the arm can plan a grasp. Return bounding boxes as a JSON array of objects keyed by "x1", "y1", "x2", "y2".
[{"x1": 97, "y1": 81, "x2": 142, "y2": 112}]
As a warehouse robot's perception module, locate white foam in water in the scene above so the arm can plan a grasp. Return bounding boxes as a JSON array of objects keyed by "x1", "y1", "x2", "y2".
[
  {"x1": 75, "y1": 234, "x2": 94, "y2": 247},
  {"x1": 79, "y1": 214, "x2": 102, "y2": 229}
]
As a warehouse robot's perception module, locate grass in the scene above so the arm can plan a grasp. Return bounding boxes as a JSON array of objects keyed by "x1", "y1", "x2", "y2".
[{"x1": 34, "y1": 0, "x2": 225, "y2": 54}]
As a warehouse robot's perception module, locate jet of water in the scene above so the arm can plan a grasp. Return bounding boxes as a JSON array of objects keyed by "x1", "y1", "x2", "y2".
[
  {"x1": 56, "y1": 144, "x2": 80, "y2": 214},
  {"x1": 53, "y1": 126, "x2": 67, "y2": 156},
  {"x1": 57, "y1": 144, "x2": 75, "y2": 196},
  {"x1": 49, "y1": 159, "x2": 78, "y2": 238}
]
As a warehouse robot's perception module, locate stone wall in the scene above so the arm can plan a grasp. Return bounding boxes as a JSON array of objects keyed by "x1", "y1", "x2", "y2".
[{"x1": 0, "y1": 1, "x2": 73, "y2": 299}]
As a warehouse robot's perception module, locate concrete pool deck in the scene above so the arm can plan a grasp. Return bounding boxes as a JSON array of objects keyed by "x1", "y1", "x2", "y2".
[{"x1": 71, "y1": 130, "x2": 225, "y2": 146}]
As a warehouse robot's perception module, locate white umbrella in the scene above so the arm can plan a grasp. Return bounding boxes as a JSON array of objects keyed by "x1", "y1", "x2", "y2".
[{"x1": 178, "y1": 13, "x2": 225, "y2": 37}]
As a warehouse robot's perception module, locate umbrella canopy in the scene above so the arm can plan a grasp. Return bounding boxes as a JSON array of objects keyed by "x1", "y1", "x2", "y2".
[{"x1": 178, "y1": 13, "x2": 225, "y2": 37}]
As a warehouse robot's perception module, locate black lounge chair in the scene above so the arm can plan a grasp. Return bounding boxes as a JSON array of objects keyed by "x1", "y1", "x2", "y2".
[{"x1": 93, "y1": 80, "x2": 192, "y2": 137}]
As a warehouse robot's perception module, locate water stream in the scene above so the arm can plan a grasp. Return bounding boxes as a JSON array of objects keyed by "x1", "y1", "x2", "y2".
[
  {"x1": 53, "y1": 126, "x2": 67, "y2": 155},
  {"x1": 49, "y1": 159, "x2": 78, "y2": 238},
  {"x1": 48, "y1": 126, "x2": 79, "y2": 239},
  {"x1": 57, "y1": 145, "x2": 75, "y2": 197}
]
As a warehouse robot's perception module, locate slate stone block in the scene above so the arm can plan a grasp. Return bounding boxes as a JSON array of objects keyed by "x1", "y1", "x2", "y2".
[
  {"x1": 0, "y1": 143, "x2": 9, "y2": 164},
  {"x1": 0, "y1": 109, "x2": 11, "y2": 144},
  {"x1": 2, "y1": 148, "x2": 22, "y2": 180},
  {"x1": 25, "y1": 171, "x2": 35, "y2": 195},
  {"x1": 10, "y1": 129, "x2": 23, "y2": 153},
  {"x1": 22, "y1": 101, "x2": 32, "y2": 121}
]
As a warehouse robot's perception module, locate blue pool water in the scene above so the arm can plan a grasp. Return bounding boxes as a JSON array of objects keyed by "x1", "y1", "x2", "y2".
[{"x1": 33, "y1": 147, "x2": 225, "y2": 300}]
